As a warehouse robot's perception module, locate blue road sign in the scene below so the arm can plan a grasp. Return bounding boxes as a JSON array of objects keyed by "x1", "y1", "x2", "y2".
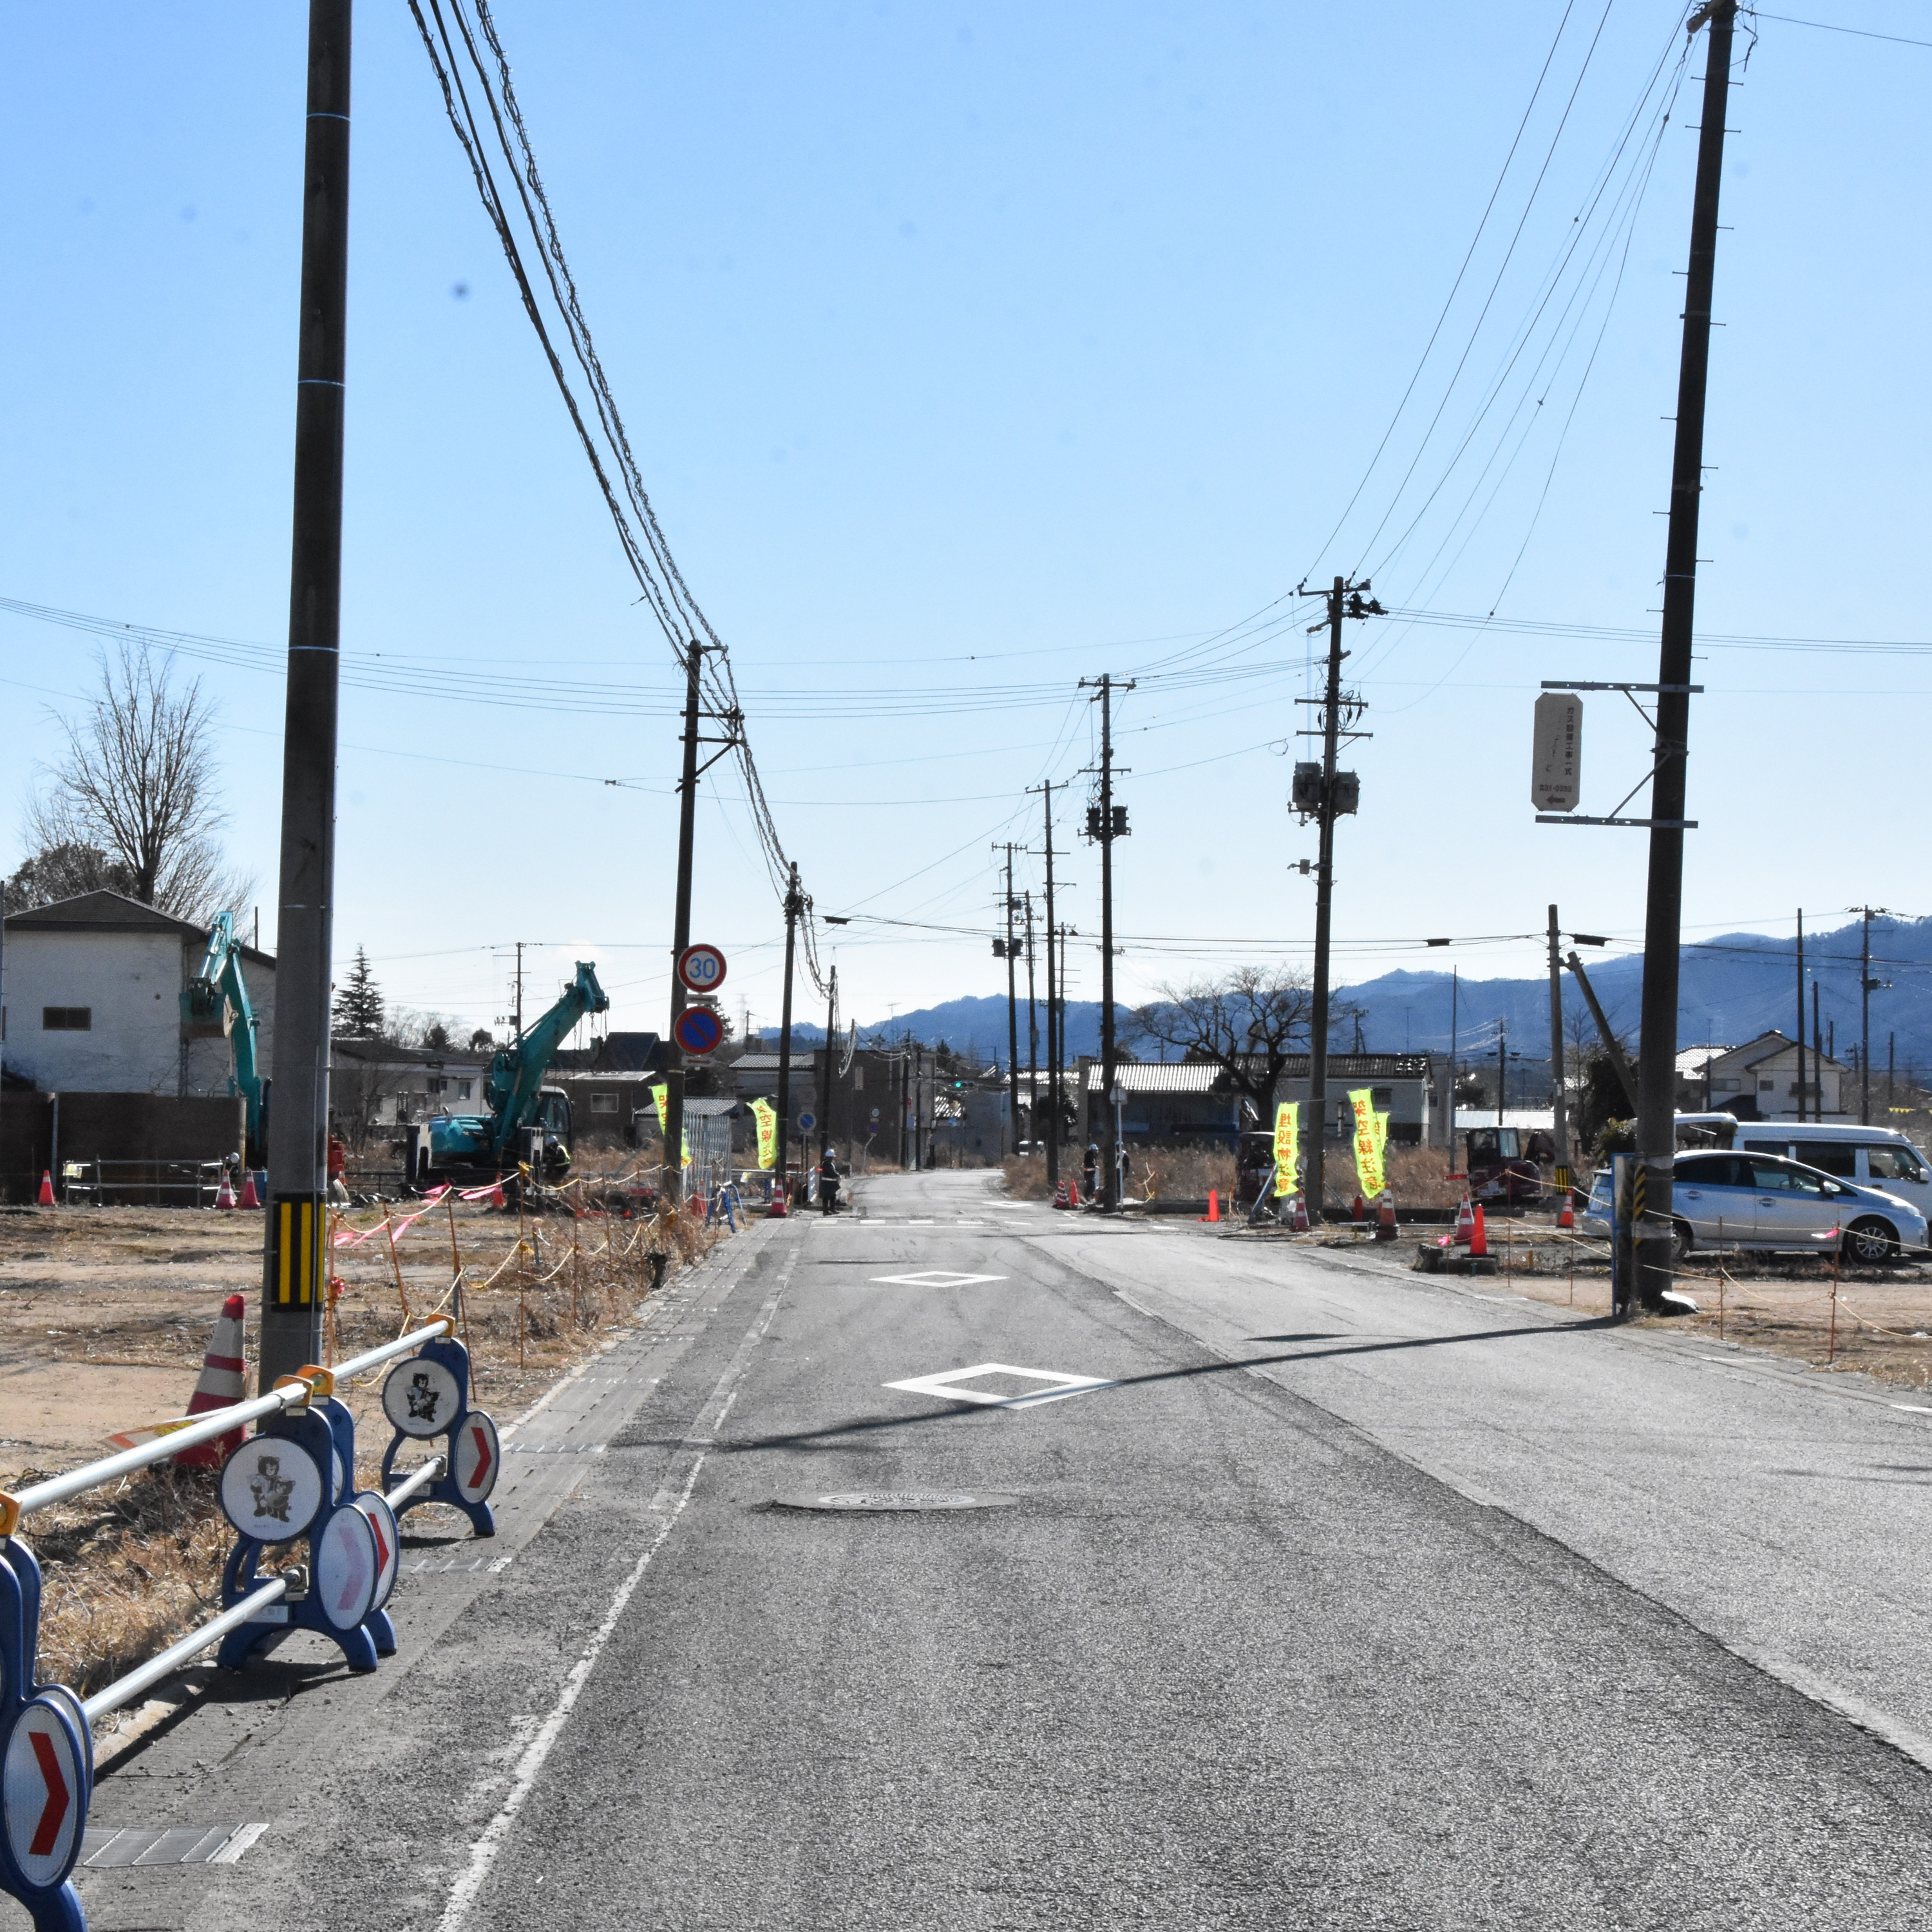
[{"x1": 675, "y1": 1007, "x2": 724, "y2": 1057}]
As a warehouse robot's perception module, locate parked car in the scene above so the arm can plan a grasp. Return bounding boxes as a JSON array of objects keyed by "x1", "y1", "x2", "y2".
[
  {"x1": 1673, "y1": 1115, "x2": 1932, "y2": 1223},
  {"x1": 1575, "y1": 1153, "x2": 1924, "y2": 1263},
  {"x1": 1580, "y1": 1168, "x2": 1614, "y2": 1238}
]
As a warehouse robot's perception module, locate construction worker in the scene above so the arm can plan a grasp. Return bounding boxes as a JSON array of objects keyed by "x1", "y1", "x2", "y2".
[
  {"x1": 1082, "y1": 1142, "x2": 1099, "y2": 1203},
  {"x1": 326, "y1": 1130, "x2": 350, "y2": 1206},
  {"x1": 819, "y1": 1146, "x2": 841, "y2": 1215}
]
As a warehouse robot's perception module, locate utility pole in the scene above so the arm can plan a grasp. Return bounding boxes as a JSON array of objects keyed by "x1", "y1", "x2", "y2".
[
  {"x1": 775, "y1": 864, "x2": 801, "y2": 1201},
  {"x1": 1814, "y1": 981, "x2": 1823, "y2": 1107},
  {"x1": 1294, "y1": 576, "x2": 1379, "y2": 1213},
  {"x1": 1854, "y1": 905, "x2": 1888, "y2": 1126},
  {"x1": 1079, "y1": 675, "x2": 1133, "y2": 1209},
  {"x1": 1547, "y1": 907, "x2": 1569, "y2": 1186},
  {"x1": 818, "y1": 966, "x2": 837, "y2": 1162},
  {"x1": 1795, "y1": 910, "x2": 1806, "y2": 1124},
  {"x1": 1566, "y1": 952, "x2": 1640, "y2": 1117},
  {"x1": 1030, "y1": 781, "x2": 1060, "y2": 1192},
  {"x1": 999, "y1": 844, "x2": 1021, "y2": 1156},
  {"x1": 1497, "y1": 1021, "x2": 1507, "y2": 1127},
  {"x1": 260, "y1": 0, "x2": 351, "y2": 1390},
  {"x1": 514, "y1": 941, "x2": 524, "y2": 1039},
  {"x1": 663, "y1": 641, "x2": 704, "y2": 1205},
  {"x1": 898, "y1": 1041, "x2": 909, "y2": 1170},
  {"x1": 1023, "y1": 891, "x2": 1039, "y2": 1150},
  {"x1": 1631, "y1": 0, "x2": 1738, "y2": 1312},
  {"x1": 1446, "y1": 967, "x2": 1459, "y2": 1155}
]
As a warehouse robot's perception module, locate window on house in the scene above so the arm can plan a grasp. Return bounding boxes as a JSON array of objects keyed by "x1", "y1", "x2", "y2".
[
  {"x1": 458, "y1": 1079, "x2": 473, "y2": 1101},
  {"x1": 428, "y1": 1077, "x2": 448, "y2": 1096},
  {"x1": 42, "y1": 1007, "x2": 91, "y2": 1031},
  {"x1": 589, "y1": 1092, "x2": 619, "y2": 1116},
  {"x1": 1371, "y1": 1087, "x2": 1394, "y2": 1110}
]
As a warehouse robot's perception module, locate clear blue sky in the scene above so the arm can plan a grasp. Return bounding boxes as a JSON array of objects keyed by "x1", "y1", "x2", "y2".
[{"x1": 3, "y1": 3, "x2": 1927, "y2": 1050}]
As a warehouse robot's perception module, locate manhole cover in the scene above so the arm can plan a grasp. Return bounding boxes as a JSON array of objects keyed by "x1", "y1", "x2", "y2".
[{"x1": 773, "y1": 1490, "x2": 1019, "y2": 1512}]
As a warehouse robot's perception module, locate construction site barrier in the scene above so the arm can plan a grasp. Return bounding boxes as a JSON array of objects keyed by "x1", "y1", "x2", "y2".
[{"x1": 0, "y1": 1318, "x2": 494, "y2": 1932}]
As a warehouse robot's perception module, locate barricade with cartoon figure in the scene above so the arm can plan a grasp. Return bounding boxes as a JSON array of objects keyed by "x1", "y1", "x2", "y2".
[{"x1": 379, "y1": 1335, "x2": 500, "y2": 1540}]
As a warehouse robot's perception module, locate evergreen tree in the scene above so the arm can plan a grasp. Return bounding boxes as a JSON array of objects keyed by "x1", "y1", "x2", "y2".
[{"x1": 332, "y1": 947, "x2": 386, "y2": 1038}]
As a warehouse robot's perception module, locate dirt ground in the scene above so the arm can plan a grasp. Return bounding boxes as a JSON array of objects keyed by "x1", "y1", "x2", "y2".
[
  {"x1": 0, "y1": 1194, "x2": 712, "y2": 1709},
  {"x1": 1224, "y1": 1211, "x2": 1932, "y2": 1390}
]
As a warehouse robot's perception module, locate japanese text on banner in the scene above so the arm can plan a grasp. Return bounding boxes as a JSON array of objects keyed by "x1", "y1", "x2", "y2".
[
  {"x1": 1349, "y1": 1088, "x2": 1386, "y2": 1198},
  {"x1": 1273, "y1": 1102, "x2": 1300, "y2": 1197},
  {"x1": 650, "y1": 1083, "x2": 668, "y2": 1134},
  {"x1": 750, "y1": 1097, "x2": 778, "y2": 1171}
]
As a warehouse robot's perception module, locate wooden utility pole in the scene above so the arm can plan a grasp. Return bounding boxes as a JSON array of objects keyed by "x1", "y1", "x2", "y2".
[
  {"x1": 1632, "y1": 0, "x2": 1738, "y2": 1311},
  {"x1": 261, "y1": 0, "x2": 352, "y2": 1388}
]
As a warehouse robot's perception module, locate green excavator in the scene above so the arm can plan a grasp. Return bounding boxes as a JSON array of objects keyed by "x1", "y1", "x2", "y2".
[{"x1": 181, "y1": 911, "x2": 266, "y2": 1167}]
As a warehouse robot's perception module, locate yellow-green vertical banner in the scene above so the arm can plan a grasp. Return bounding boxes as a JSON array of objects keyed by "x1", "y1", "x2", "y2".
[
  {"x1": 751, "y1": 1097, "x2": 778, "y2": 1170},
  {"x1": 650, "y1": 1083, "x2": 668, "y2": 1135},
  {"x1": 1273, "y1": 1102, "x2": 1300, "y2": 1196},
  {"x1": 1349, "y1": 1088, "x2": 1386, "y2": 1198}
]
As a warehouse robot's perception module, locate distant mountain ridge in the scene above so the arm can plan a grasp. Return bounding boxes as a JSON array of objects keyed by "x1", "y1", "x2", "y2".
[{"x1": 777, "y1": 916, "x2": 1932, "y2": 1073}]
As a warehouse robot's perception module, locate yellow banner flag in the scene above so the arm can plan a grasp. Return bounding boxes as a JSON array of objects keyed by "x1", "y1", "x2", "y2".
[
  {"x1": 650, "y1": 1083, "x2": 668, "y2": 1135},
  {"x1": 1273, "y1": 1102, "x2": 1300, "y2": 1197},
  {"x1": 750, "y1": 1097, "x2": 778, "y2": 1170},
  {"x1": 1349, "y1": 1088, "x2": 1386, "y2": 1198}
]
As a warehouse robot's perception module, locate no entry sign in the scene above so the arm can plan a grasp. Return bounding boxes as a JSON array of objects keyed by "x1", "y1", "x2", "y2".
[
  {"x1": 453, "y1": 1412, "x2": 500, "y2": 1506},
  {"x1": 674, "y1": 1007, "x2": 724, "y2": 1057},
  {"x1": 677, "y1": 943, "x2": 727, "y2": 994},
  {"x1": 3, "y1": 1697, "x2": 84, "y2": 1891}
]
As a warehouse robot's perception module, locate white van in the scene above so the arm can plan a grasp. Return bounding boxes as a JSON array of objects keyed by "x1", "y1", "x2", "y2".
[{"x1": 1673, "y1": 1115, "x2": 1932, "y2": 1221}]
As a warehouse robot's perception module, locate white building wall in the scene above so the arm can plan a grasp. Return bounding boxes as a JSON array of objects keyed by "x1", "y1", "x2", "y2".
[{"x1": 3, "y1": 929, "x2": 185, "y2": 1093}]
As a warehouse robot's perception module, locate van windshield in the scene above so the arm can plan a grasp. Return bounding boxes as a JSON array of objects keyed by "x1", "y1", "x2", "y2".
[{"x1": 1867, "y1": 1144, "x2": 1929, "y2": 1183}]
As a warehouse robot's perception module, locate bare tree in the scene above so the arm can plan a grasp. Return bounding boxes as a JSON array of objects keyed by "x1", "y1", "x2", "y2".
[
  {"x1": 23, "y1": 642, "x2": 247, "y2": 922},
  {"x1": 1124, "y1": 966, "x2": 1313, "y2": 1115}
]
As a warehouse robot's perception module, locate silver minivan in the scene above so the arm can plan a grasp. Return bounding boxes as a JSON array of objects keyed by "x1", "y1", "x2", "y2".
[{"x1": 1674, "y1": 1115, "x2": 1932, "y2": 1220}]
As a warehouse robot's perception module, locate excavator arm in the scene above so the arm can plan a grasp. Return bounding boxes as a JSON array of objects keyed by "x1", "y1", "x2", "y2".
[
  {"x1": 182, "y1": 911, "x2": 265, "y2": 1164},
  {"x1": 484, "y1": 961, "x2": 610, "y2": 1166}
]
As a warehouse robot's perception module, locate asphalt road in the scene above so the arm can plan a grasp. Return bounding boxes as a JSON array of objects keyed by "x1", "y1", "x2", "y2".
[{"x1": 39, "y1": 1169, "x2": 1932, "y2": 1930}]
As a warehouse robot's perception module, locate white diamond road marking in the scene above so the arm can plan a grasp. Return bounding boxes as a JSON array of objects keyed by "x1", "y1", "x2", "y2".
[
  {"x1": 870, "y1": 1271, "x2": 1009, "y2": 1288},
  {"x1": 884, "y1": 1361, "x2": 1115, "y2": 1408}
]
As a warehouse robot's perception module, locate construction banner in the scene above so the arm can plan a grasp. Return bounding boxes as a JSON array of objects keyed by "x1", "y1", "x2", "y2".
[
  {"x1": 650, "y1": 1083, "x2": 668, "y2": 1135},
  {"x1": 751, "y1": 1098, "x2": 777, "y2": 1170},
  {"x1": 1273, "y1": 1102, "x2": 1300, "y2": 1197},
  {"x1": 1349, "y1": 1089, "x2": 1386, "y2": 1198}
]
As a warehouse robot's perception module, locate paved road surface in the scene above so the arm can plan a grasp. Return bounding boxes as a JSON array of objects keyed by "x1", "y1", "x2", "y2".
[{"x1": 39, "y1": 1170, "x2": 1932, "y2": 1930}]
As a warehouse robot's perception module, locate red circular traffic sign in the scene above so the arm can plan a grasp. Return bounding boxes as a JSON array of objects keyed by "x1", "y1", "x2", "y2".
[
  {"x1": 676, "y1": 944, "x2": 727, "y2": 994},
  {"x1": 674, "y1": 1007, "x2": 724, "y2": 1057}
]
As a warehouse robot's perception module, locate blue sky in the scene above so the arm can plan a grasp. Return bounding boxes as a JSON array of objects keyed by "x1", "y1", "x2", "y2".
[{"x1": 3, "y1": 3, "x2": 1927, "y2": 1050}]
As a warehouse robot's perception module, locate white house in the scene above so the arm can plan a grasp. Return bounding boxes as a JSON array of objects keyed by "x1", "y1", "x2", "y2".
[
  {"x1": 1680, "y1": 1031, "x2": 1847, "y2": 1121},
  {"x1": 0, "y1": 891, "x2": 275, "y2": 1097}
]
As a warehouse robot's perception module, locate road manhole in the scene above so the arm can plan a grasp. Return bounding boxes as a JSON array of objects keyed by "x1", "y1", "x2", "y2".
[{"x1": 773, "y1": 1490, "x2": 1019, "y2": 1512}]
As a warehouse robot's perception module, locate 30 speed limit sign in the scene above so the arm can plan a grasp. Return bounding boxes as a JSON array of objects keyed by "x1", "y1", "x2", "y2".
[{"x1": 676, "y1": 944, "x2": 727, "y2": 995}]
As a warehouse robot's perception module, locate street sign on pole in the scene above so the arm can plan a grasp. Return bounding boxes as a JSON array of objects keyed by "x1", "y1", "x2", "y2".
[
  {"x1": 798, "y1": 1110, "x2": 817, "y2": 1133},
  {"x1": 1531, "y1": 693, "x2": 1582, "y2": 812},
  {"x1": 674, "y1": 1007, "x2": 724, "y2": 1057},
  {"x1": 677, "y1": 944, "x2": 728, "y2": 995}
]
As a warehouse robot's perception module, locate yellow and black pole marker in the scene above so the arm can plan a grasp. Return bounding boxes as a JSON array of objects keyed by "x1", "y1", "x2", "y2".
[{"x1": 260, "y1": 0, "x2": 350, "y2": 1388}]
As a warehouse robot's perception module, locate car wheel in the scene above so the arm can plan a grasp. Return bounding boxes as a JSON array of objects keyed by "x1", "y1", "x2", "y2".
[
  {"x1": 1843, "y1": 1217, "x2": 1900, "y2": 1265},
  {"x1": 1671, "y1": 1219, "x2": 1692, "y2": 1265}
]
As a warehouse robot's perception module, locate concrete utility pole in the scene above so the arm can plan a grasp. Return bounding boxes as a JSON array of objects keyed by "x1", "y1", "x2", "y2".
[
  {"x1": 818, "y1": 967, "x2": 836, "y2": 1160},
  {"x1": 1000, "y1": 844, "x2": 1021, "y2": 1155},
  {"x1": 260, "y1": 0, "x2": 352, "y2": 1390},
  {"x1": 514, "y1": 940, "x2": 524, "y2": 1040},
  {"x1": 1079, "y1": 675, "x2": 1133, "y2": 1209},
  {"x1": 1030, "y1": 782, "x2": 1060, "y2": 1192},
  {"x1": 1547, "y1": 907, "x2": 1569, "y2": 1186},
  {"x1": 663, "y1": 641, "x2": 703, "y2": 1205},
  {"x1": 1795, "y1": 911, "x2": 1807, "y2": 1124},
  {"x1": 775, "y1": 864, "x2": 801, "y2": 1198},
  {"x1": 1632, "y1": 0, "x2": 1738, "y2": 1312},
  {"x1": 1855, "y1": 905, "x2": 1887, "y2": 1126},
  {"x1": 1023, "y1": 891, "x2": 1039, "y2": 1150},
  {"x1": 1296, "y1": 576, "x2": 1380, "y2": 1213}
]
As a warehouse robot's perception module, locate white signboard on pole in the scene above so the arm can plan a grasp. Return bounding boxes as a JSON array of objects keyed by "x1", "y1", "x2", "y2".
[{"x1": 1531, "y1": 692, "x2": 1582, "y2": 811}]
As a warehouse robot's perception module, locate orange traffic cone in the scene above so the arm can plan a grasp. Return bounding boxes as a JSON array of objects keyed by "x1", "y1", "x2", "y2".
[
  {"x1": 1470, "y1": 1204, "x2": 1490, "y2": 1259},
  {"x1": 37, "y1": 1170, "x2": 55, "y2": 1206},
  {"x1": 1376, "y1": 1191, "x2": 1397, "y2": 1241},
  {"x1": 238, "y1": 1170, "x2": 260, "y2": 1209},
  {"x1": 1352, "y1": 1192, "x2": 1366, "y2": 1224},
  {"x1": 174, "y1": 1294, "x2": 248, "y2": 1468},
  {"x1": 489, "y1": 1178, "x2": 507, "y2": 1209},
  {"x1": 215, "y1": 1170, "x2": 236, "y2": 1210},
  {"x1": 1290, "y1": 1193, "x2": 1310, "y2": 1233},
  {"x1": 1557, "y1": 1188, "x2": 1575, "y2": 1231},
  {"x1": 1453, "y1": 1195, "x2": 1475, "y2": 1245},
  {"x1": 1206, "y1": 1188, "x2": 1220, "y2": 1224},
  {"x1": 1068, "y1": 1179, "x2": 1081, "y2": 1208}
]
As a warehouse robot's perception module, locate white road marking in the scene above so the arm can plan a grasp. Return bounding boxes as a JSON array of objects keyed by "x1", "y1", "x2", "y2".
[
  {"x1": 437, "y1": 1244, "x2": 795, "y2": 1929},
  {"x1": 884, "y1": 1361, "x2": 1115, "y2": 1408},
  {"x1": 207, "y1": 1822, "x2": 270, "y2": 1864},
  {"x1": 1890, "y1": 1403, "x2": 1932, "y2": 1414},
  {"x1": 869, "y1": 1271, "x2": 1009, "y2": 1288}
]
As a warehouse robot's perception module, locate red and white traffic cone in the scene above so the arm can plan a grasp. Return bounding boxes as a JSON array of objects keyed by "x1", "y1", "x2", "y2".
[
  {"x1": 215, "y1": 1170, "x2": 236, "y2": 1210},
  {"x1": 238, "y1": 1170, "x2": 260, "y2": 1209},
  {"x1": 1453, "y1": 1195, "x2": 1475, "y2": 1245},
  {"x1": 489, "y1": 1178, "x2": 507, "y2": 1209},
  {"x1": 1376, "y1": 1191, "x2": 1397, "y2": 1241},
  {"x1": 1470, "y1": 1204, "x2": 1490, "y2": 1259},
  {"x1": 1557, "y1": 1188, "x2": 1575, "y2": 1231},
  {"x1": 1290, "y1": 1192, "x2": 1310, "y2": 1233},
  {"x1": 174, "y1": 1293, "x2": 248, "y2": 1469},
  {"x1": 37, "y1": 1170, "x2": 55, "y2": 1206}
]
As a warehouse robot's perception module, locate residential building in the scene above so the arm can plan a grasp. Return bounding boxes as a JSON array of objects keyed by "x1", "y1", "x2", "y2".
[
  {"x1": 1084, "y1": 1053, "x2": 1437, "y2": 1148},
  {"x1": 331, "y1": 1038, "x2": 488, "y2": 1136},
  {"x1": 1678, "y1": 1032, "x2": 1847, "y2": 1120}
]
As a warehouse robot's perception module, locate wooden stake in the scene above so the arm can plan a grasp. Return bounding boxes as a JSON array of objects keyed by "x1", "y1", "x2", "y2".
[{"x1": 383, "y1": 1211, "x2": 412, "y2": 1327}]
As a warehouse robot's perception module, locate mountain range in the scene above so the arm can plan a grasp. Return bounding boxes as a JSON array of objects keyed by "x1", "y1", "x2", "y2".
[{"x1": 779, "y1": 915, "x2": 1932, "y2": 1076}]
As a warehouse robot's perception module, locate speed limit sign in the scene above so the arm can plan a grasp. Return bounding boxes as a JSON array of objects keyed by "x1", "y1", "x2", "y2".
[{"x1": 677, "y1": 944, "x2": 727, "y2": 994}]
